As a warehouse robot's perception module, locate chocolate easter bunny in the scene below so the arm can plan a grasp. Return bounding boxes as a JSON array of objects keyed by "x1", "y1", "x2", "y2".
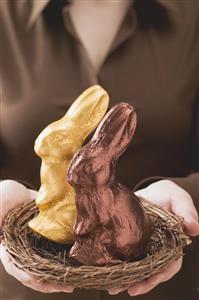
[
  {"x1": 29, "y1": 85, "x2": 109, "y2": 244},
  {"x1": 68, "y1": 103, "x2": 153, "y2": 265}
]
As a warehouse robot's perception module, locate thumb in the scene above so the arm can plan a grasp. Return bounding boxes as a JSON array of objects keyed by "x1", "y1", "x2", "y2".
[
  {"x1": 0, "y1": 180, "x2": 37, "y2": 228},
  {"x1": 182, "y1": 217, "x2": 199, "y2": 236},
  {"x1": 28, "y1": 189, "x2": 37, "y2": 200},
  {"x1": 171, "y1": 191, "x2": 199, "y2": 237}
]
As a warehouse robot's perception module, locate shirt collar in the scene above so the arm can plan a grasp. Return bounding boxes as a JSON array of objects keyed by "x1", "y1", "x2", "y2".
[
  {"x1": 27, "y1": 0, "x2": 51, "y2": 29},
  {"x1": 157, "y1": 0, "x2": 181, "y2": 15},
  {"x1": 27, "y1": 0, "x2": 181, "y2": 30}
]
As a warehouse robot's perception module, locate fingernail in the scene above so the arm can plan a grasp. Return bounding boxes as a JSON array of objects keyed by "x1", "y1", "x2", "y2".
[
  {"x1": 128, "y1": 290, "x2": 139, "y2": 296},
  {"x1": 63, "y1": 288, "x2": 74, "y2": 293},
  {"x1": 128, "y1": 285, "x2": 141, "y2": 296},
  {"x1": 108, "y1": 288, "x2": 125, "y2": 295},
  {"x1": 188, "y1": 218, "x2": 199, "y2": 224},
  {"x1": 108, "y1": 290, "x2": 120, "y2": 295},
  {"x1": 185, "y1": 220, "x2": 199, "y2": 236}
]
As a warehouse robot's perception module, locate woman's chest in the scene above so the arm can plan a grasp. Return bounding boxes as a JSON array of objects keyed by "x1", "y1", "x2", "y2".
[{"x1": 1, "y1": 25, "x2": 198, "y2": 154}]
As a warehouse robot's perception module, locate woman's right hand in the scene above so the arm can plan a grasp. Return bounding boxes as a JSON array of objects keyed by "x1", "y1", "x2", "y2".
[{"x1": 0, "y1": 180, "x2": 74, "y2": 293}]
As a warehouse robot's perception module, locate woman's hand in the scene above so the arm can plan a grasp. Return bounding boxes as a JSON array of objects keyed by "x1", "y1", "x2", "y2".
[
  {"x1": 0, "y1": 180, "x2": 74, "y2": 293},
  {"x1": 108, "y1": 180, "x2": 199, "y2": 296},
  {"x1": 0, "y1": 180, "x2": 36, "y2": 227}
]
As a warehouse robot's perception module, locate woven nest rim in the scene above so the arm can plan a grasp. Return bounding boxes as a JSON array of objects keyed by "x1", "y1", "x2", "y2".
[{"x1": 2, "y1": 200, "x2": 191, "y2": 290}]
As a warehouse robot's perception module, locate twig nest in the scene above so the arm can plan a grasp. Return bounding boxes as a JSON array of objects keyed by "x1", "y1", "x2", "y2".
[{"x1": 2, "y1": 200, "x2": 190, "y2": 290}]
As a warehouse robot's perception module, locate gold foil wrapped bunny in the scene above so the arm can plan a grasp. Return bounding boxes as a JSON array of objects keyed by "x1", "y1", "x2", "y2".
[{"x1": 29, "y1": 85, "x2": 109, "y2": 244}]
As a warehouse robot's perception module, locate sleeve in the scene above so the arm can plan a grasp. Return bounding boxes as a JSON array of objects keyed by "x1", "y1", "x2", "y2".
[
  {"x1": 134, "y1": 92, "x2": 199, "y2": 213},
  {"x1": 170, "y1": 93, "x2": 199, "y2": 211},
  {"x1": 134, "y1": 3, "x2": 199, "y2": 212},
  {"x1": 170, "y1": 173, "x2": 199, "y2": 212}
]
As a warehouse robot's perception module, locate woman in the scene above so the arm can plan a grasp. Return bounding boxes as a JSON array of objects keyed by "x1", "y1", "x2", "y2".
[{"x1": 0, "y1": 0, "x2": 199, "y2": 300}]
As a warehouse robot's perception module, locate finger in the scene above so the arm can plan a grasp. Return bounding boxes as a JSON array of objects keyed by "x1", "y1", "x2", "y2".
[
  {"x1": 108, "y1": 287, "x2": 126, "y2": 295},
  {"x1": 136, "y1": 185, "x2": 199, "y2": 236},
  {"x1": 134, "y1": 188, "x2": 168, "y2": 207},
  {"x1": 28, "y1": 189, "x2": 37, "y2": 201},
  {"x1": 23, "y1": 280, "x2": 74, "y2": 293},
  {"x1": 108, "y1": 258, "x2": 182, "y2": 295},
  {"x1": 0, "y1": 245, "x2": 35, "y2": 283},
  {"x1": 148, "y1": 257, "x2": 182, "y2": 285},
  {"x1": 134, "y1": 189, "x2": 151, "y2": 200},
  {"x1": 1, "y1": 245, "x2": 74, "y2": 293},
  {"x1": 128, "y1": 257, "x2": 182, "y2": 296},
  {"x1": 182, "y1": 218, "x2": 199, "y2": 236},
  {"x1": 1, "y1": 180, "x2": 37, "y2": 227},
  {"x1": 171, "y1": 192, "x2": 199, "y2": 236},
  {"x1": 171, "y1": 190, "x2": 198, "y2": 220},
  {"x1": 20, "y1": 281, "x2": 57, "y2": 293},
  {"x1": 37, "y1": 281, "x2": 74, "y2": 293}
]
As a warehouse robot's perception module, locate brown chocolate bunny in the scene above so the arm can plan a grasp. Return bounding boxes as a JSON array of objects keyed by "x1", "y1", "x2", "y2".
[{"x1": 68, "y1": 103, "x2": 153, "y2": 266}]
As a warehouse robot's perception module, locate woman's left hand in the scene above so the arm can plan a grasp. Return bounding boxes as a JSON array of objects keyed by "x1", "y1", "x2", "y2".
[
  {"x1": 0, "y1": 180, "x2": 74, "y2": 293},
  {"x1": 108, "y1": 180, "x2": 199, "y2": 296}
]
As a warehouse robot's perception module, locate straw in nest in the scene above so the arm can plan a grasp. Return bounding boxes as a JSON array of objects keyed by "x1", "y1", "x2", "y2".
[{"x1": 2, "y1": 200, "x2": 190, "y2": 290}]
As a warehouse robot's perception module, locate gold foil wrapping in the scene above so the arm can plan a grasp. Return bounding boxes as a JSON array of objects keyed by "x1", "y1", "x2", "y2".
[{"x1": 28, "y1": 85, "x2": 109, "y2": 244}]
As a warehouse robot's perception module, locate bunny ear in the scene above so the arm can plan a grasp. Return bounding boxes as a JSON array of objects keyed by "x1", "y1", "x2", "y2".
[
  {"x1": 64, "y1": 85, "x2": 109, "y2": 136},
  {"x1": 93, "y1": 103, "x2": 137, "y2": 158}
]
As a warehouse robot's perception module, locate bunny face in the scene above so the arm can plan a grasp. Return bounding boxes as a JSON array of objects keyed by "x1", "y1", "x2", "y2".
[
  {"x1": 34, "y1": 120, "x2": 81, "y2": 160},
  {"x1": 66, "y1": 85, "x2": 109, "y2": 137},
  {"x1": 34, "y1": 85, "x2": 109, "y2": 161},
  {"x1": 68, "y1": 149, "x2": 114, "y2": 187}
]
